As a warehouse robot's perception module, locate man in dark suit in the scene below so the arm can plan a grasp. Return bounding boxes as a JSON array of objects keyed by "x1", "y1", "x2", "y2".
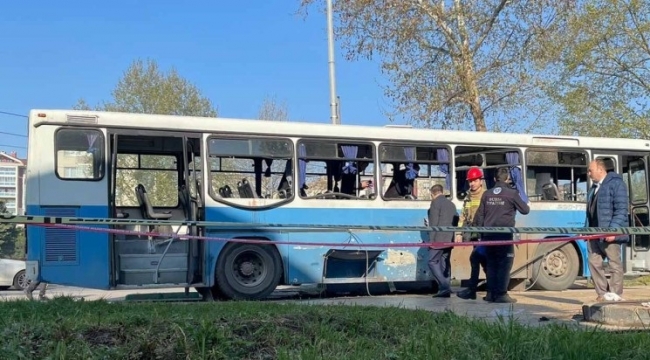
[{"x1": 427, "y1": 184, "x2": 459, "y2": 298}]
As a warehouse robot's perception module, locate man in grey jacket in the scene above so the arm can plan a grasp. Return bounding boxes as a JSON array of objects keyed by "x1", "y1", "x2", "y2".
[{"x1": 426, "y1": 184, "x2": 459, "y2": 298}]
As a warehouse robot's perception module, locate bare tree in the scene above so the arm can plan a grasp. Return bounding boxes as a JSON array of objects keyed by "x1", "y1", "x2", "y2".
[{"x1": 257, "y1": 95, "x2": 290, "y2": 121}]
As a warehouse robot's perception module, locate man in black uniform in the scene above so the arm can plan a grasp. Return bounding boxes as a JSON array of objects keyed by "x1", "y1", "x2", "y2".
[{"x1": 473, "y1": 167, "x2": 530, "y2": 303}]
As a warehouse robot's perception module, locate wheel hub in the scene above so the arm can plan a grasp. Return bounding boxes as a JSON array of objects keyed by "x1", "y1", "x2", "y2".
[
  {"x1": 18, "y1": 274, "x2": 28, "y2": 289},
  {"x1": 239, "y1": 261, "x2": 255, "y2": 276},
  {"x1": 231, "y1": 251, "x2": 267, "y2": 286},
  {"x1": 545, "y1": 251, "x2": 568, "y2": 277}
]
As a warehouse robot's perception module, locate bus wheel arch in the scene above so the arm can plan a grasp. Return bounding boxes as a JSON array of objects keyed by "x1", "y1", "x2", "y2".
[
  {"x1": 212, "y1": 237, "x2": 284, "y2": 300},
  {"x1": 530, "y1": 239, "x2": 580, "y2": 291}
]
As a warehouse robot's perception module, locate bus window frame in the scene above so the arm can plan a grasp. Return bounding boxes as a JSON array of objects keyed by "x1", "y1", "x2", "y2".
[
  {"x1": 206, "y1": 134, "x2": 297, "y2": 209},
  {"x1": 114, "y1": 152, "x2": 182, "y2": 209},
  {"x1": 377, "y1": 142, "x2": 452, "y2": 202},
  {"x1": 53, "y1": 126, "x2": 106, "y2": 182},
  {"x1": 453, "y1": 145, "x2": 523, "y2": 201},
  {"x1": 296, "y1": 137, "x2": 377, "y2": 201},
  {"x1": 524, "y1": 147, "x2": 589, "y2": 203},
  {"x1": 626, "y1": 158, "x2": 649, "y2": 206}
]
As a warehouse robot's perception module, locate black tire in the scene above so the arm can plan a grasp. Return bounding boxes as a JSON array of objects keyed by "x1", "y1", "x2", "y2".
[
  {"x1": 531, "y1": 242, "x2": 579, "y2": 291},
  {"x1": 13, "y1": 270, "x2": 29, "y2": 290},
  {"x1": 215, "y1": 242, "x2": 282, "y2": 300}
]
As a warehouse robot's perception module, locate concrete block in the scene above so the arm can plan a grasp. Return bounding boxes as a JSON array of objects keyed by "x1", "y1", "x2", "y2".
[{"x1": 582, "y1": 300, "x2": 650, "y2": 328}]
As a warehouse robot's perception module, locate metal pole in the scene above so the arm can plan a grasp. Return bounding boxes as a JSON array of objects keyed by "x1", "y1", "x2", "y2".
[{"x1": 326, "y1": 0, "x2": 340, "y2": 125}]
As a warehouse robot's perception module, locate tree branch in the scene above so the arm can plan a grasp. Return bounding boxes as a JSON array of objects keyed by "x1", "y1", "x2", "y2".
[
  {"x1": 472, "y1": 0, "x2": 510, "y2": 53},
  {"x1": 414, "y1": 0, "x2": 460, "y2": 52},
  {"x1": 625, "y1": 1, "x2": 650, "y2": 56}
]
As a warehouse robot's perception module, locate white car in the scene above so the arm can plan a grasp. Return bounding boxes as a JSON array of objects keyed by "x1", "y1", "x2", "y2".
[{"x1": 0, "y1": 258, "x2": 28, "y2": 291}]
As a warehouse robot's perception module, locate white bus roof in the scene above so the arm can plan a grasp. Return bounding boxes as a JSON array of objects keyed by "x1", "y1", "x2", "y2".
[{"x1": 29, "y1": 109, "x2": 650, "y2": 152}]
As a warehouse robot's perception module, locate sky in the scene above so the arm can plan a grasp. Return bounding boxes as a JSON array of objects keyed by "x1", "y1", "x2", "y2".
[{"x1": 0, "y1": 1, "x2": 397, "y2": 159}]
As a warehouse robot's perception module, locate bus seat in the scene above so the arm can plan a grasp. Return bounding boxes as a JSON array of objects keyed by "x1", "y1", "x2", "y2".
[
  {"x1": 237, "y1": 179, "x2": 258, "y2": 198},
  {"x1": 135, "y1": 184, "x2": 173, "y2": 220},
  {"x1": 277, "y1": 168, "x2": 293, "y2": 198},
  {"x1": 277, "y1": 176, "x2": 293, "y2": 198},
  {"x1": 542, "y1": 182, "x2": 559, "y2": 200},
  {"x1": 194, "y1": 179, "x2": 203, "y2": 203},
  {"x1": 245, "y1": 179, "x2": 258, "y2": 198},
  {"x1": 384, "y1": 167, "x2": 414, "y2": 199},
  {"x1": 179, "y1": 185, "x2": 198, "y2": 220},
  {"x1": 178, "y1": 186, "x2": 190, "y2": 219},
  {"x1": 219, "y1": 185, "x2": 233, "y2": 198}
]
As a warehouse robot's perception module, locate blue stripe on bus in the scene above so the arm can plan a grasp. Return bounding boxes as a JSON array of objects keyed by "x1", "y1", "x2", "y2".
[{"x1": 25, "y1": 203, "x2": 591, "y2": 287}]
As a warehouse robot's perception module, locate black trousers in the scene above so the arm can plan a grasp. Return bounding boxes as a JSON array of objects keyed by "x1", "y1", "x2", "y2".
[
  {"x1": 467, "y1": 247, "x2": 487, "y2": 290},
  {"x1": 485, "y1": 243, "x2": 515, "y2": 296},
  {"x1": 428, "y1": 247, "x2": 452, "y2": 292}
]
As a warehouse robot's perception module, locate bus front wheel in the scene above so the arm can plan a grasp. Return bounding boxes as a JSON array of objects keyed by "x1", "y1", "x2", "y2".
[
  {"x1": 530, "y1": 242, "x2": 579, "y2": 291},
  {"x1": 215, "y1": 242, "x2": 282, "y2": 300}
]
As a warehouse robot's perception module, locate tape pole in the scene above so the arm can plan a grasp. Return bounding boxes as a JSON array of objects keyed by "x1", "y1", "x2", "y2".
[
  {"x1": 35, "y1": 223, "x2": 611, "y2": 249},
  {"x1": 0, "y1": 214, "x2": 646, "y2": 235}
]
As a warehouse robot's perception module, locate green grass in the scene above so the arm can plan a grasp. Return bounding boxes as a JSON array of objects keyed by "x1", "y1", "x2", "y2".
[
  {"x1": 1, "y1": 297, "x2": 649, "y2": 359},
  {"x1": 624, "y1": 275, "x2": 650, "y2": 286}
]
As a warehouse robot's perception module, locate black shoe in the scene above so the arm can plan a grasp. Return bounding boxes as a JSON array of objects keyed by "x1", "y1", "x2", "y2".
[
  {"x1": 456, "y1": 288, "x2": 476, "y2": 300},
  {"x1": 483, "y1": 293, "x2": 493, "y2": 302},
  {"x1": 432, "y1": 290, "x2": 452, "y2": 298},
  {"x1": 491, "y1": 294, "x2": 517, "y2": 303}
]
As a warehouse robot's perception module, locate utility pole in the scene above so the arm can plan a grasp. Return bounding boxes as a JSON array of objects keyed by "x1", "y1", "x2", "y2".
[{"x1": 326, "y1": 0, "x2": 340, "y2": 125}]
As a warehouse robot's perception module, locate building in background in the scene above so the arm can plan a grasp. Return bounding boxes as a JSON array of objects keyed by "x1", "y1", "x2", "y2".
[{"x1": 0, "y1": 151, "x2": 26, "y2": 215}]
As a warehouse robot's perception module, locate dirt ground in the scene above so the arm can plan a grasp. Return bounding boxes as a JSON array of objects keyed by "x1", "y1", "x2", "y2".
[{"x1": 280, "y1": 281, "x2": 650, "y2": 328}]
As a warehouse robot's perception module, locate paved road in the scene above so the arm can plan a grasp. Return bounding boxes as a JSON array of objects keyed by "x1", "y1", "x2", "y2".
[
  {"x1": 0, "y1": 285, "x2": 83, "y2": 300},
  {"x1": 0, "y1": 284, "x2": 196, "y2": 301}
]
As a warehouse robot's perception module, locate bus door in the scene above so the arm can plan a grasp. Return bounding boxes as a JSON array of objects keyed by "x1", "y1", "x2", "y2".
[
  {"x1": 623, "y1": 156, "x2": 650, "y2": 273},
  {"x1": 32, "y1": 126, "x2": 111, "y2": 289},
  {"x1": 109, "y1": 131, "x2": 200, "y2": 288},
  {"x1": 183, "y1": 137, "x2": 204, "y2": 284}
]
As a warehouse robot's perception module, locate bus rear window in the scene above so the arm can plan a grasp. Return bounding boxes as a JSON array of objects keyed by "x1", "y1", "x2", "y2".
[{"x1": 55, "y1": 128, "x2": 104, "y2": 181}]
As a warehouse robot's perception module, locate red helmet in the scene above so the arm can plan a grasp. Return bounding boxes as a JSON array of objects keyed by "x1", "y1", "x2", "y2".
[{"x1": 466, "y1": 166, "x2": 483, "y2": 181}]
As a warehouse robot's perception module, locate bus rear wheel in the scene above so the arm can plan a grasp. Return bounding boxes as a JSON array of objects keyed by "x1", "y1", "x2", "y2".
[
  {"x1": 531, "y1": 242, "x2": 579, "y2": 291},
  {"x1": 215, "y1": 242, "x2": 282, "y2": 300}
]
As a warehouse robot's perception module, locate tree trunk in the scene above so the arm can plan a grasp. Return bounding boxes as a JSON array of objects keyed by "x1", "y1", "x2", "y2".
[
  {"x1": 461, "y1": 54, "x2": 487, "y2": 132},
  {"x1": 468, "y1": 81, "x2": 487, "y2": 132}
]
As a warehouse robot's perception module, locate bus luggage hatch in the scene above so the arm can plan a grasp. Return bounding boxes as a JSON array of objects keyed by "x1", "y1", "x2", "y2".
[{"x1": 322, "y1": 249, "x2": 384, "y2": 284}]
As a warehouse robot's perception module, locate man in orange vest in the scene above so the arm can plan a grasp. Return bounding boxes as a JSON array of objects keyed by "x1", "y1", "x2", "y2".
[{"x1": 456, "y1": 166, "x2": 488, "y2": 300}]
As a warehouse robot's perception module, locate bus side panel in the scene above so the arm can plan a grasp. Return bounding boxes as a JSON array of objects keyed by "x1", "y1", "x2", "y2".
[
  {"x1": 26, "y1": 124, "x2": 111, "y2": 290},
  {"x1": 202, "y1": 204, "x2": 254, "y2": 288},
  {"x1": 26, "y1": 205, "x2": 111, "y2": 289},
  {"x1": 204, "y1": 205, "x2": 434, "y2": 285},
  {"x1": 517, "y1": 207, "x2": 589, "y2": 277},
  {"x1": 202, "y1": 202, "x2": 589, "y2": 287}
]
